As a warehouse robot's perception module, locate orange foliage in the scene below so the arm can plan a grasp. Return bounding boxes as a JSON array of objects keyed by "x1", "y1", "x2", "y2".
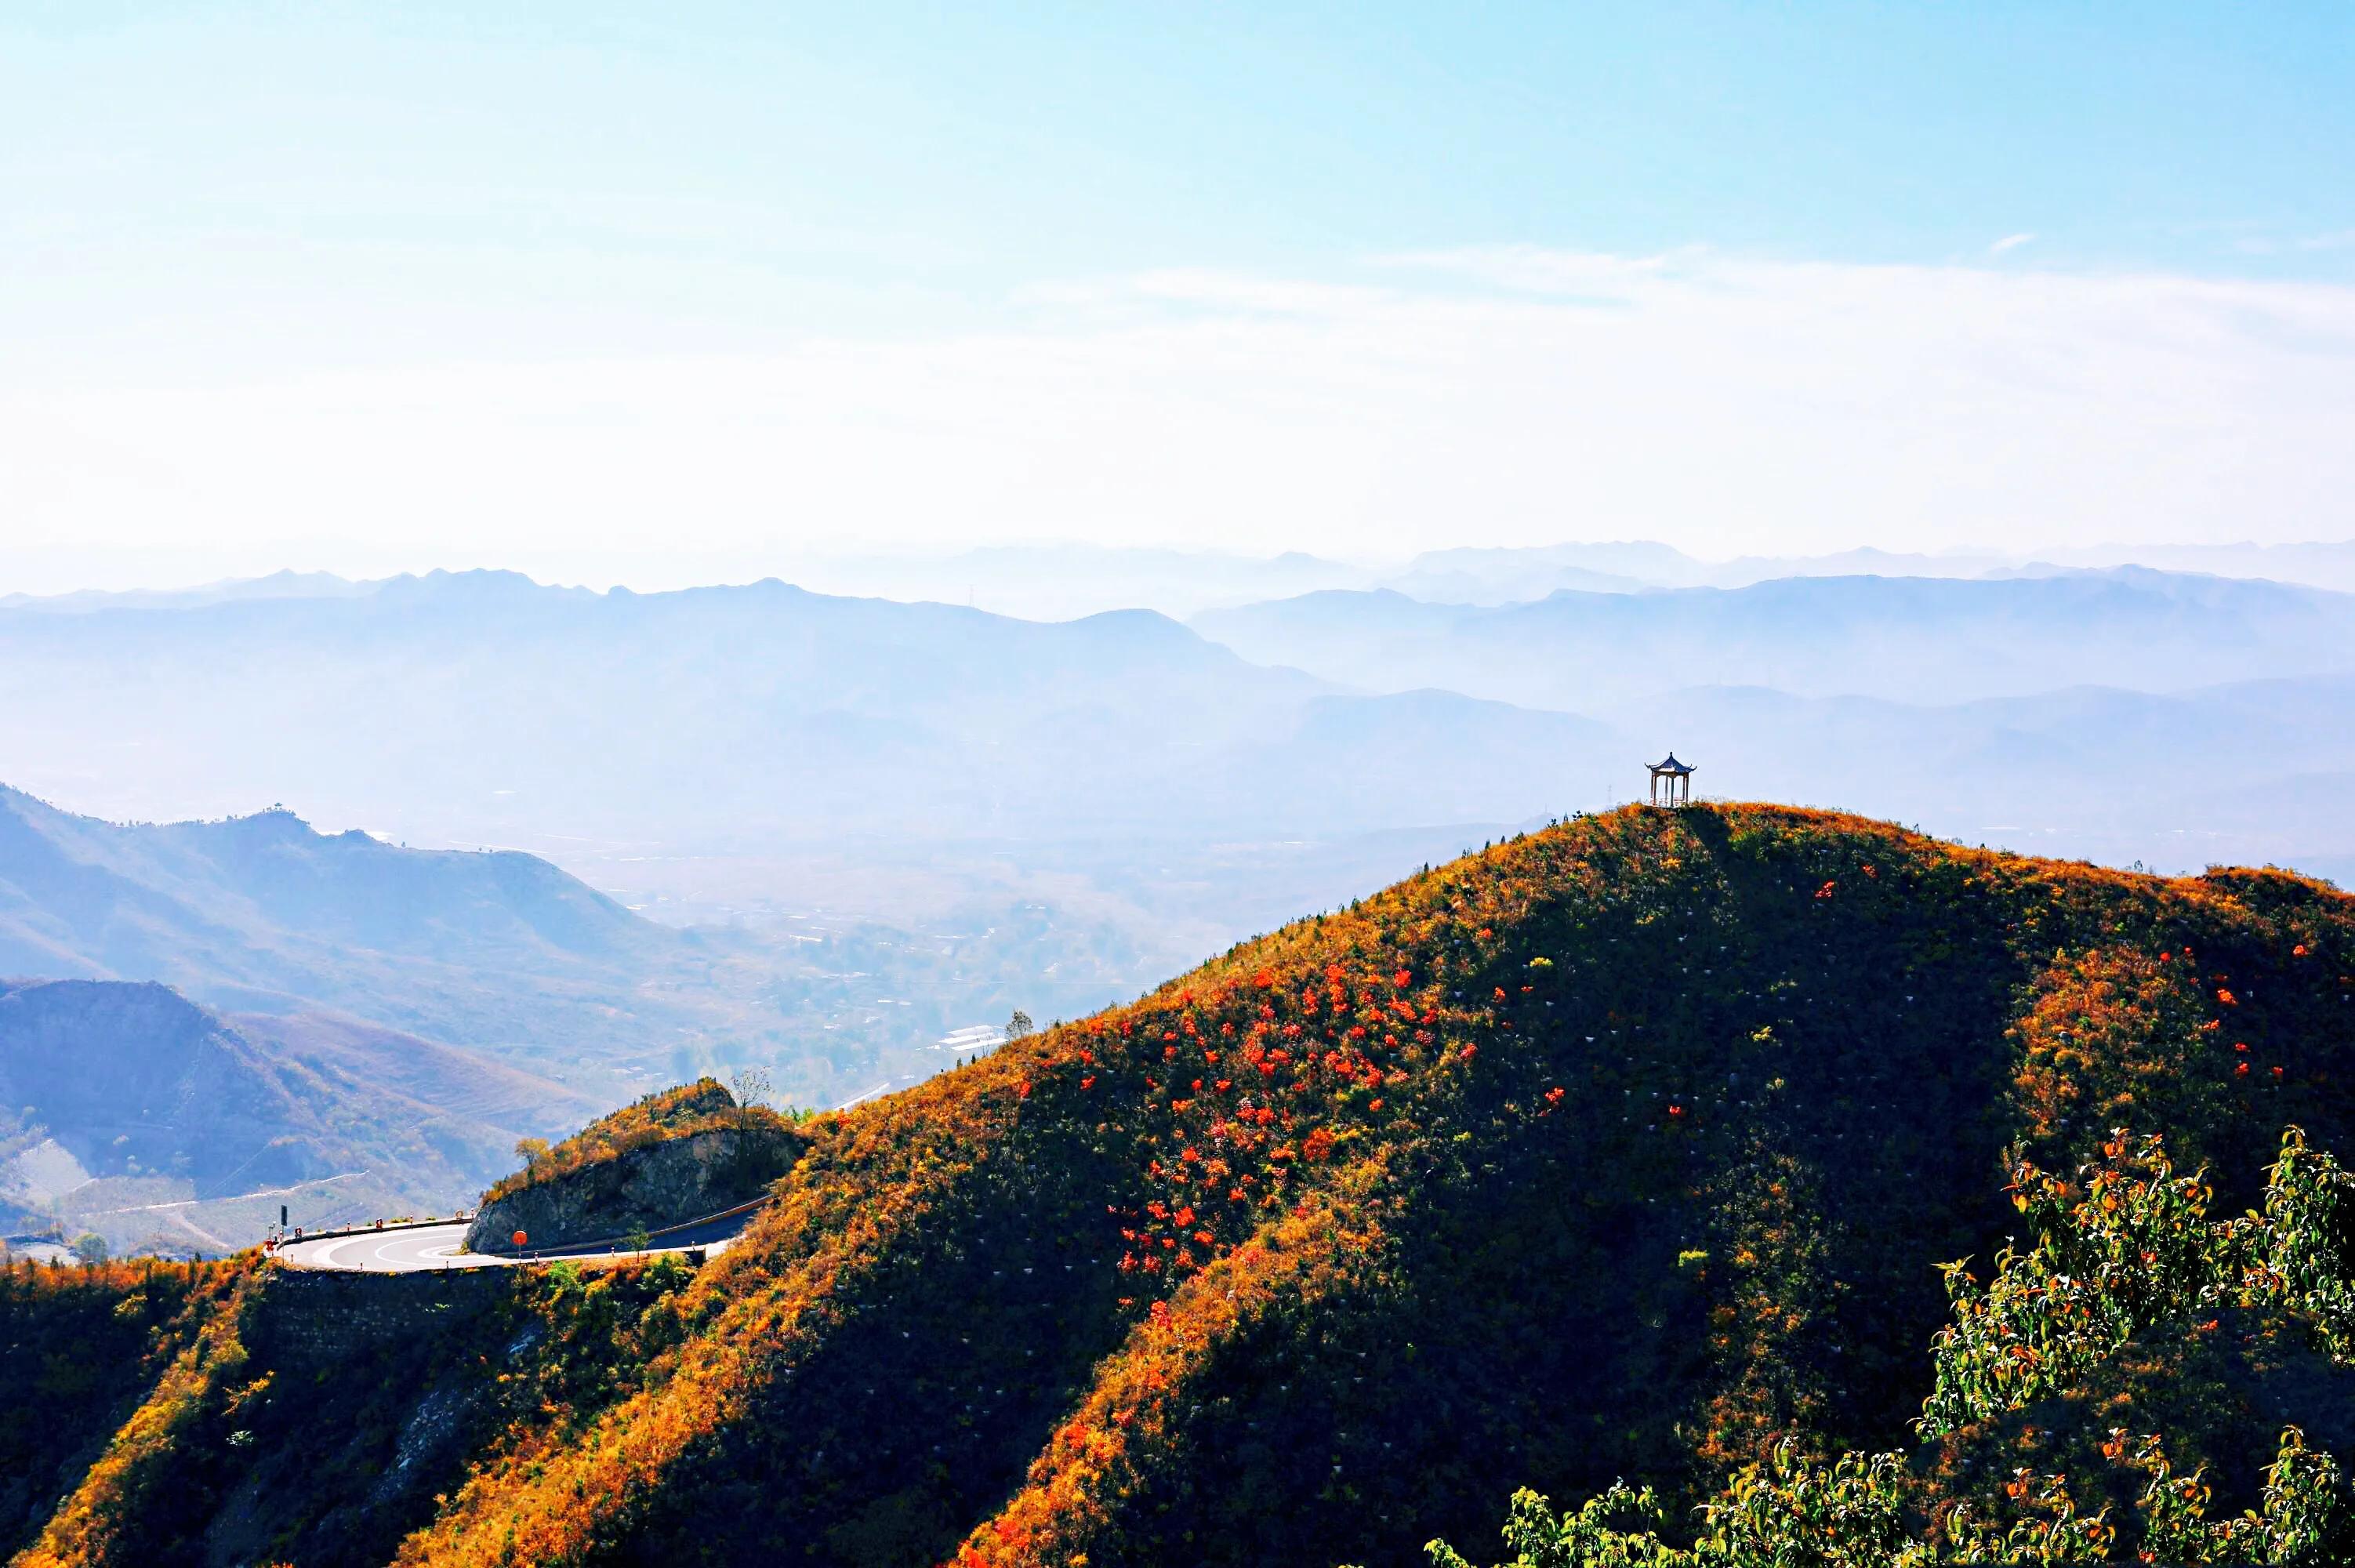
[{"x1": 17, "y1": 803, "x2": 2355, "y2": 1568}]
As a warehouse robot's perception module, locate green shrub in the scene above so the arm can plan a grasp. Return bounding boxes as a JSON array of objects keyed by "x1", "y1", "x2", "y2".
[{"x1": 1426, "y1": 1126, "x2": 2355, "y2": 1566}]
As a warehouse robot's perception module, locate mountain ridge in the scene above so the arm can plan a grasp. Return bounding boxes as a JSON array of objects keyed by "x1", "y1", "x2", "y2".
[
  {"x1": 1192, "y1": 570, "x2": 2355, "y2": 708},
  {"x1": 20, "y1": 801, "x2": 2355, "y2": 1567},
  {"x1": 0, "y1": 783, "x2": 766, "y2": 1083},
  {"x1": 382, "y1": 803, "x2": 2355, "y2": 1567}
]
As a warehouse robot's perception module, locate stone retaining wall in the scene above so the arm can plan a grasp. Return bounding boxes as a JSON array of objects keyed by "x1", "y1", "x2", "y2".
[{"x1": 249, "y1": 1264, "x2": 514, "y2": 1366}]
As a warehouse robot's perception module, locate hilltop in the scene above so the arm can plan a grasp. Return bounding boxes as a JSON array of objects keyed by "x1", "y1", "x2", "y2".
[{"x1": 12, "y1": 804, "x2": 2355, "y2": 1567}]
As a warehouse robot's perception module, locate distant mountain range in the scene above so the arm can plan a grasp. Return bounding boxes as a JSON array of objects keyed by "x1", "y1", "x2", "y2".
[
  {"x1": 0, "y1": 978, "x2": 593, "y2": 1257},
  {"x1": 773, "y1": 543, "x2": 1367, "y2": 622},
  {"x1": 1378, "y1": 539, "x2": 2355, "y2": 601},
  {"x1": 818, "y1": 537, "x2": 2355, "y2": 611},
  {"x1": 13, "y1": 536, "x2": 2355, "y2": 622},
  {"x1": 0, "y1": 784, "x2": 762, "y2": 1075},
  {"x1": 0, "y1": 568, "x2": 373, "y2": 615},
  {"x1": 0, "y1": 784, "x2": 769, "y2": 1252},
  {"x1": 0, "y1": 570, "x2": 1631, "y2": 852},
  {"x1": 1192, "y1": 569, "x2": 2355, "y2": 706},
  {"x1": 1615, "y1": 674, "x2": 2355, "y2": 880},
  {"x1": 13, "y1": 564, "x2": 2347, "y2": 860},
  {"x1": 0, "y1": 575, "x2": 1635, "y2": 1112}
]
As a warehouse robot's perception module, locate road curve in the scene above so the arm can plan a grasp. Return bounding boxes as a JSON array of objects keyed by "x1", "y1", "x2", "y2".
[
  {"x1": 274, "y1": 1203, "x2": 762, "y2": 1273},
  {"x1": 274, "y1": 1221, "x2": 491, "y2": 1272}
]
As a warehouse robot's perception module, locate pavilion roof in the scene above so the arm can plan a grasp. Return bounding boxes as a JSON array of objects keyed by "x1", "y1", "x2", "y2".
[{"x1": 1649, "y1": 753, "x2": 1694, "y2": 775}]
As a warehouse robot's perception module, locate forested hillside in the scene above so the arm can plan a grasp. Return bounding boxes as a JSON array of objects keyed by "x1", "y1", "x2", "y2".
[{"x1": 10, "y1": 804, "x2": 2355, "y2": 1566}]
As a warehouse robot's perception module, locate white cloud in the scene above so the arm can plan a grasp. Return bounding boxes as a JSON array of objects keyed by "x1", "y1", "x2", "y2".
[
  {"x1": 4, "y1": 249, "x2": 2353, "y2": 586},
  {"x1": 1989, "y1": 232, "x2": 2037, "y2": 255}
]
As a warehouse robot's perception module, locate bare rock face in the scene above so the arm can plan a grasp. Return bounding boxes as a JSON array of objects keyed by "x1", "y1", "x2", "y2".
[{"x1": 463, "y1": 1126, "x2": 790, "y2": 1254}]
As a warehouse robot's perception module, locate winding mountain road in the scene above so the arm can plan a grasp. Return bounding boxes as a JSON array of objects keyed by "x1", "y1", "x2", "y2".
[
  {"x1": 273, "y1": 1202, "x2": 763, "y2": 1272},
  {"x1": 275, "y1": 1080, "x2": 902, "y2": 1274}
]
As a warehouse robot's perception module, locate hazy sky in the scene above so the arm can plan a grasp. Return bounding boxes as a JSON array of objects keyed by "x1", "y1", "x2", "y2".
[{"x1": 5, "y1": 3, "x2": 2353, "y2": 588}]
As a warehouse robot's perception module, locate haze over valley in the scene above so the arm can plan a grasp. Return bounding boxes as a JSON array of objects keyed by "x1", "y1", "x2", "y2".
[{"x1": 3, "y1": 540, "x2": 2353, "y2": 1247}]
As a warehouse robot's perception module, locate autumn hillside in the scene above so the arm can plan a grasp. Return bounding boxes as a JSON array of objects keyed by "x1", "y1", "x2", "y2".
[{"x1": 12, "y1": 803, "x2": 2355, "y2": 1568}]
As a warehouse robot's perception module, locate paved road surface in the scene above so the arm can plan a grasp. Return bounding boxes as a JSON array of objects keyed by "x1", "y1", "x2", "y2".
[{"x1": 274, "y1": 1205, "x2": 761, "y2": 1272}]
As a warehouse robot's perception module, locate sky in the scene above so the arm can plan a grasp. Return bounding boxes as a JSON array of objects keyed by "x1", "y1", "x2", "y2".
[{"x1": 4, "y1": 2, "x2": 2354, "y2": 590}]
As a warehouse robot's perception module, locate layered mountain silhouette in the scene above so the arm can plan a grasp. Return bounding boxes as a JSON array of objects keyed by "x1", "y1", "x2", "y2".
[
  {"x1": 0, "y1": 786, "x2": 847, "y2": 1230},
  {"x1": 0, "y1": 978, "x2": 591, "y2": 1255},
  {"x1": 0, "y1": 785, "x2": 753, "y2": 1071},
  {"x1": 1191, "y1": 570, "x2": 2355, "y2": 708},
  {"x1": 0, "y1": 571, "x2": 1621, "y2": 848},
  {"x1": 9, "y1": 564, "x2": 2351, "y2": 894}
]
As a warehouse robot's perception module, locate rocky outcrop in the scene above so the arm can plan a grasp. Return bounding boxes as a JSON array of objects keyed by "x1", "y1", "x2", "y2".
[{"x1": 463, "y1": 1125, "x2": 793, "y2": 1254}]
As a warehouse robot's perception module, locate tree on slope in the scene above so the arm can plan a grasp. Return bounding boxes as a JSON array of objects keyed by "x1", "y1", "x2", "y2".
[{"x1": 1424, "y1": 1125, "x2": 2355, "y2": 1566}]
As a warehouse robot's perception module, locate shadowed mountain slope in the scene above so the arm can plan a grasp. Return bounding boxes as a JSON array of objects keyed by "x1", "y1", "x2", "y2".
[
  {"x1": 0, "y1": 980, "x2": 593, "y2": 1256},
  {"x1": 0, "y1": 785, "x2": 767, "y2": 1073},
  {"x1": 16, "y1": 804, "x2": 2355, "y2": 1567}
]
